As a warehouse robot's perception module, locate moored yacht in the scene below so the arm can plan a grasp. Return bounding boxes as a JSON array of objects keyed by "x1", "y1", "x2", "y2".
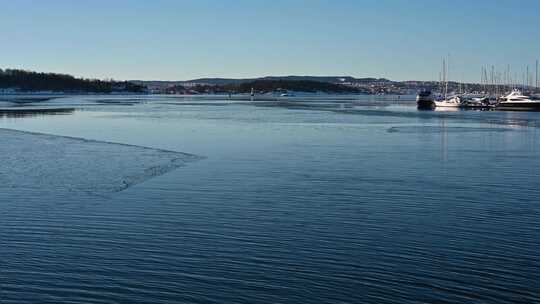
[
  {"x1": 432, "y1": 56, "x2": 465, "y2": 109},
  {"x1": 460, "y1": 96, "x2": 492, "y2": 109},
  {"x1": 497, "y1": 89, "x2": 540, "y2": 111},
  {"x1": 434, "y1": 95, "x2": 463, "y2": 108}
]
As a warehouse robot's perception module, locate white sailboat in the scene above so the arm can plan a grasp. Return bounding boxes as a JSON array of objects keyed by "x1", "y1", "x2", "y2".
[
  {"x1": 434, "y1": 57, "x2": 463, "y2": 108},
  {"x1": 435, "y1": 95, "x2": 463, "y2": 108}
]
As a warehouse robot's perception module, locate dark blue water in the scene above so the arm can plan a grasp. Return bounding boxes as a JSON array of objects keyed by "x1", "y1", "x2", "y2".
[{"x1": 2, "y1": 96, "x2": 540, "y2": 303}]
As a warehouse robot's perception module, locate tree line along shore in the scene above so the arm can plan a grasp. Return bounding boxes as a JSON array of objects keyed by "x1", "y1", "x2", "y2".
[
  {"x1": 4, "y1": 68, "x2": 535, "y2": 95},
  {"x1": 0, "y1": 69, "x2": 362, "y2": 94}
]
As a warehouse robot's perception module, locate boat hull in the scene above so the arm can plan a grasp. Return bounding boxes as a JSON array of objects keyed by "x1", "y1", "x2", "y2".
[
  {"x1": 417, "y1": 100, "x2": 435, "y2": 109},
  {"x1": 416, "y1": 91, "x2": 434, "y2": 109},
  {"x1": 434, "y1": 102, "x2": 462, "y2": 108},
  {"x1": 497, "y1": 102, "x2": 540, "y2": 111}
]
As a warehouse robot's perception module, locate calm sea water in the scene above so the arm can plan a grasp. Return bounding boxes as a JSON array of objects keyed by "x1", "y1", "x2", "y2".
[{"x1": 1, "y1": 95, "x2": 539, "y2": 303}]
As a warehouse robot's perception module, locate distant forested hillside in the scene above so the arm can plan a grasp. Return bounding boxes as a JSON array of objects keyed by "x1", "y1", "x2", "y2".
[
  {"x1": 0, "y1": 69, "x2": 145, "y2": 93},
  {"x1": 228, "y1": 79, "x2": 361, "y2": 93}
]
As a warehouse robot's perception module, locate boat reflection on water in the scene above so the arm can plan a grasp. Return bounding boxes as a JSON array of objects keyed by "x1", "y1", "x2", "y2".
[{"x1": 433, "y1": 106, "x2": 460, "y2": 112}]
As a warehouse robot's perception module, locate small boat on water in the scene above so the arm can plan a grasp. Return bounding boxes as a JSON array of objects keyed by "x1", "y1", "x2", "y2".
[
  {"x1": 416, "y1": 90, "x2": 435, "y2": 109},
  {"x1": 432, "y1": 56, "x2": 469, "y2": 109},
  {"x1": 280, "y1": 92, "x2": 295, "y2": 97},
  {"x1": 471, "y1": 96, "x2": 490, "y2": 104},
  {"x1": 497, "y1": 89, "x2": 540, "y2": 111},
  {"x1": 433, "y1": 95, "x2": 493, "y2": 110},
  {"x1": 461, "y1": 96, "x2": 492, "y2": 109},
  {"x1": 434, "y1": 95, "x2": 463, "y2": 108}
]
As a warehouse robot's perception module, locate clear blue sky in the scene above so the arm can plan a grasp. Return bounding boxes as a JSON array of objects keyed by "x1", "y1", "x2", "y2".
[{"x1": 1, "y1": 0, "x2": 539, "y2": 82}]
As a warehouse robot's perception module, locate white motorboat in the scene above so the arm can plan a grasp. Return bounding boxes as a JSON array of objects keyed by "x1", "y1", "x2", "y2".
[{"x1": 497, "y1": 89, "x2": 540, "y2": 111}]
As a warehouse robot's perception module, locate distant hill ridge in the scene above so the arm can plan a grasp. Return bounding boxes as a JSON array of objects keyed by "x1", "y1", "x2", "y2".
[
  {"x1": 0, "y1": 68, "x2": 145, "y2": 93},
  {"x1": 4, "y1": 68, "x2": 499, "y2": 95},
  {"x1": 131, "y1": 76, "x2": 392, "y2": 87}
]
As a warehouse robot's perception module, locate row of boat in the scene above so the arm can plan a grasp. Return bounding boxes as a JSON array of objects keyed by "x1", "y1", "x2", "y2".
[{"x1": 417, "y1": 89, "x2": 540, "y2": 111}]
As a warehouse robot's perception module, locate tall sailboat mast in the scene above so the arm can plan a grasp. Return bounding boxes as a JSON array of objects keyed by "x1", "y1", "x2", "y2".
[
  {"x1": 441, "y1": 58, "x2": 446, "y2": 98},
  {"x1": 526, "y1": 65, "x2": 530, "y2": 89},
  {"x1": 535, "y1": 59, "x2": 538, "y2": 91},
  {"x1": 507, "y1": 64, "x2": 511, "y2": 92},
  {"x1": 444, "y1": 56, "x2": 449, "y2": 100}
]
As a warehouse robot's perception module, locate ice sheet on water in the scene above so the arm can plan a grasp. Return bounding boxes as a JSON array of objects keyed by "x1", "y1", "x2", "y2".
[
  {"x1": 386, "y1": 126, "x2": 517, "y2": 133},
  {"x1": 0, "y1": 128, "x2": 202, "y2": 195}
]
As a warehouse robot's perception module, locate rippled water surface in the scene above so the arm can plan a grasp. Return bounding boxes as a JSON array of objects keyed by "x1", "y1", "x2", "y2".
[{"x1": 1, "y1": 95, "x2": 540, "y2": 303}]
